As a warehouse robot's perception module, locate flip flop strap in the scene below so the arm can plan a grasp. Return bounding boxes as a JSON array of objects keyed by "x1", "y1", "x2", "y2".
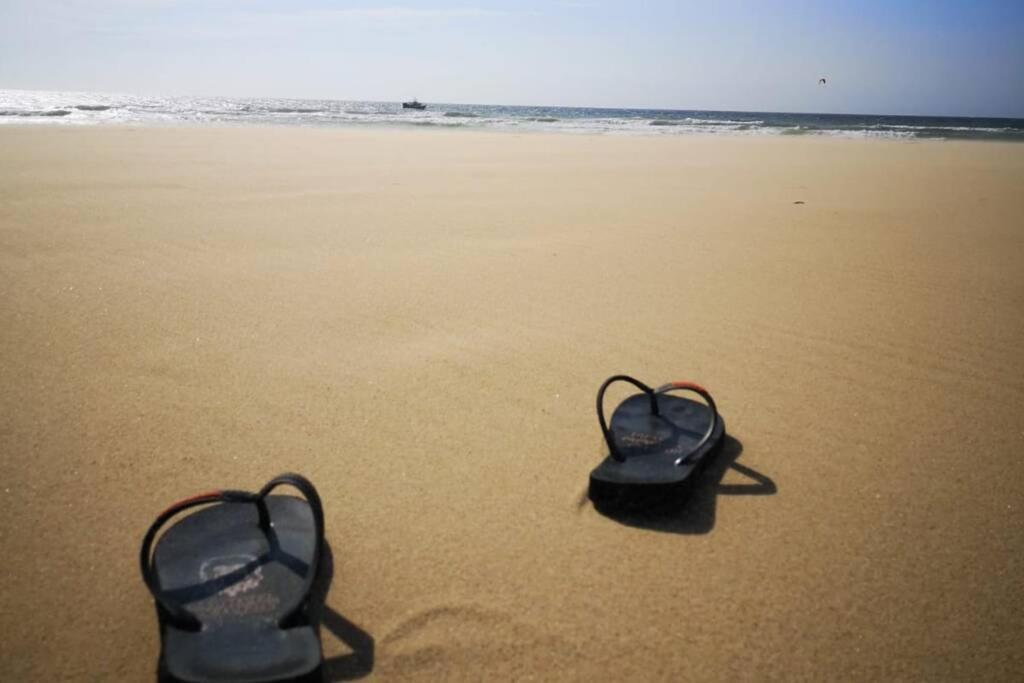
[
  {"x1": 654, "y1": 382, "x2": 720, "y2": 466},
  {"x1": 257, "y1": 472, "x2": 325, "y2": 628},
  {"x1": 596, "y1": 376, "x2": 719, "y2": 465},
  {"x1": 596, "y1": 374, "x2": 657, "y2": 462},
  {"x1": 139, "y1": 472, "x2": 324, "y2": 631}
]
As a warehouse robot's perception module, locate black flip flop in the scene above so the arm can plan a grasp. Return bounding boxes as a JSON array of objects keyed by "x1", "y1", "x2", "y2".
[
  {"x1": 140, "y1": 473, "x2": 326, "y2": 683},
  {"x1": 589, "y1": 375, "x2": 725, "y2": 508}
]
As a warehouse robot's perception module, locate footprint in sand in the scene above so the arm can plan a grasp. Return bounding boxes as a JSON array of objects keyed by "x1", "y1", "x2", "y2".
[{"x1": 382, "y1": 604, "x2": 565, "y2": 669}]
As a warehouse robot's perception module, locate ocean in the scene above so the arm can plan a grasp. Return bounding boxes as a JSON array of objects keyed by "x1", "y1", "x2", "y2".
[{"x1": 2, "y1": 89, "x2": 1023, "y2": 141}]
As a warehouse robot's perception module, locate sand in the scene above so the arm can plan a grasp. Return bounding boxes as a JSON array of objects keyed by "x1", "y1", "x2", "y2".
[{"x1": 1, "y1": 125, "x2": 1022, "y2": 680}]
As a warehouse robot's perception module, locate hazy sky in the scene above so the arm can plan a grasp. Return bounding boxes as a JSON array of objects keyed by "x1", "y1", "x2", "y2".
[{"x1": 2, "y1": 1, "x2": 1022, "y2": 116}]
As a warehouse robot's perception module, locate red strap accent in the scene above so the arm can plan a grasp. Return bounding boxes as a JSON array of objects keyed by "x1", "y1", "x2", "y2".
[
  {"x1": 160, "y1": 490, "x2": 221, "y2": 517},
  {"x1": 666, "y1": 380, "x2": 709, "y2": 394}
]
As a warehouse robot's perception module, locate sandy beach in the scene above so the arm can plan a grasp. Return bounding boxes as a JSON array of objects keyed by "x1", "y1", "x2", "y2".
[{"x1": 1, "y1": 125, "x2": 1022, "y2": 680}]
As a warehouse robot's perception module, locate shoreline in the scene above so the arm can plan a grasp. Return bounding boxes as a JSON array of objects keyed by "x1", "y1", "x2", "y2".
[
  {"x1": 6, "y1": 120, "x2": 1024, "y2": 148},
  {"x1": 4, "y1": 119, "x2": 1024, "y2": 143}
]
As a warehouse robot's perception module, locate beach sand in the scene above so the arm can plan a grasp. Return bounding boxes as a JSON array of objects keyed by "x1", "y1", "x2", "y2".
[{"x1": 1, "y1": 126, "x2": 1022, "y2": 680}]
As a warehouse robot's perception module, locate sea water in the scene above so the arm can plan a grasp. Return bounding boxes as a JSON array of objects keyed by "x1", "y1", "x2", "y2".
[{"x1": 3, "y1": 89, "x2": 1022, "y2": 141}]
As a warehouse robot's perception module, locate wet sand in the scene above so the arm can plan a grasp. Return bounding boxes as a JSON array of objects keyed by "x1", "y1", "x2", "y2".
[{"x1": 1, "y1": 126, "x2": 1022, "y2": 680}]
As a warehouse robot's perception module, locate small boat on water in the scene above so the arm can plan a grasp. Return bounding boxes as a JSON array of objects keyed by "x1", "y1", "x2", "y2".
[{"x1": 402, "y1": 100, "x2": 426, "y2": 110}]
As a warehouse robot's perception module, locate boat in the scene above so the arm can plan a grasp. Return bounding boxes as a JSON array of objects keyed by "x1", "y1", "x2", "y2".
[{"x1": 402, "y1": 100, "x2": 426, "y2": 110}]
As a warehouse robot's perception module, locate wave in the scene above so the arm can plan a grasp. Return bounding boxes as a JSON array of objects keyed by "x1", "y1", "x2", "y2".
[
  {"x1": 651, "y1": 117, "x2": 763, "y2": 127},
  {"x1": 859, "y1": 123, "x2": 1013, "y2": 133},
  {"x1": 408, "y1": 120, "x2": 471, "y2": 128},
  {"x1": 525, "y1": 117, "x2": 559, "y2": 122},
  {"x1": 0, "y1": 109, "x2": 72, "y2": 117},
  {"x1": 197, "y1": 109, "x2": 249, "y2": 116},
  {"x1": 647, "y1": 117, "x2": 761, "y2": 126},
  {"x1": 74, "y1": 105, "x2": 112, "y2": 111},
  {"x1": 776, "y1": 126, "x2": 917, "y2": 139},
  {"x1": 443, "y1": 112, "x2": 479, "y2": 118},
  {"x1": 268, "y1": 107, "x2": 325, "y2": 114},
  {"x1": 686, "y1": 117, "x2": 764, "y2": 126}
]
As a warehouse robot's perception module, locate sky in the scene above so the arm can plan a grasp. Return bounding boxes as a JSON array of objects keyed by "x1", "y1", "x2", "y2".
[{"x1": 1, "y1": 1, "x2": 1022, "y2": 117}]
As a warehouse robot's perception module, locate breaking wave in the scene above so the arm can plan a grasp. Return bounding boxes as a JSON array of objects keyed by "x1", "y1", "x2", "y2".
[
  {"x1": 1, "y1": 109, "x2": 72, "y2": 117},
  {"x1": 268, "y1": 107, "x2": 324, "y2": 114}
]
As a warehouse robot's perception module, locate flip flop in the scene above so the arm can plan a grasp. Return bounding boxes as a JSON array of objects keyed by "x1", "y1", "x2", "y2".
[
  {"x1": 140, "y1": 473, "x2": 326, "y2": 683},
  {"x1": 589, "y1": 375, "x2": 725, "y2": 507}
]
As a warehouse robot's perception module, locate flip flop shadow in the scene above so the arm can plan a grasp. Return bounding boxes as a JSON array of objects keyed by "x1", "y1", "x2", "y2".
[
  {"x1": 593, "y1": 435, "x2": 776, "y2": 534},
  {"x1": 308, "y1": 543, "x2": 375, "y2": 681}
]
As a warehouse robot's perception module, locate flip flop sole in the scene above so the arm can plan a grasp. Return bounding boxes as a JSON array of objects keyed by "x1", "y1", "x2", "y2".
[
  {"x1": 153, "y1": 495, "x2": 321, "y2": 682},
  {"x1": 590, "y1": 393, "x2": 725, "y2": 505}
]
